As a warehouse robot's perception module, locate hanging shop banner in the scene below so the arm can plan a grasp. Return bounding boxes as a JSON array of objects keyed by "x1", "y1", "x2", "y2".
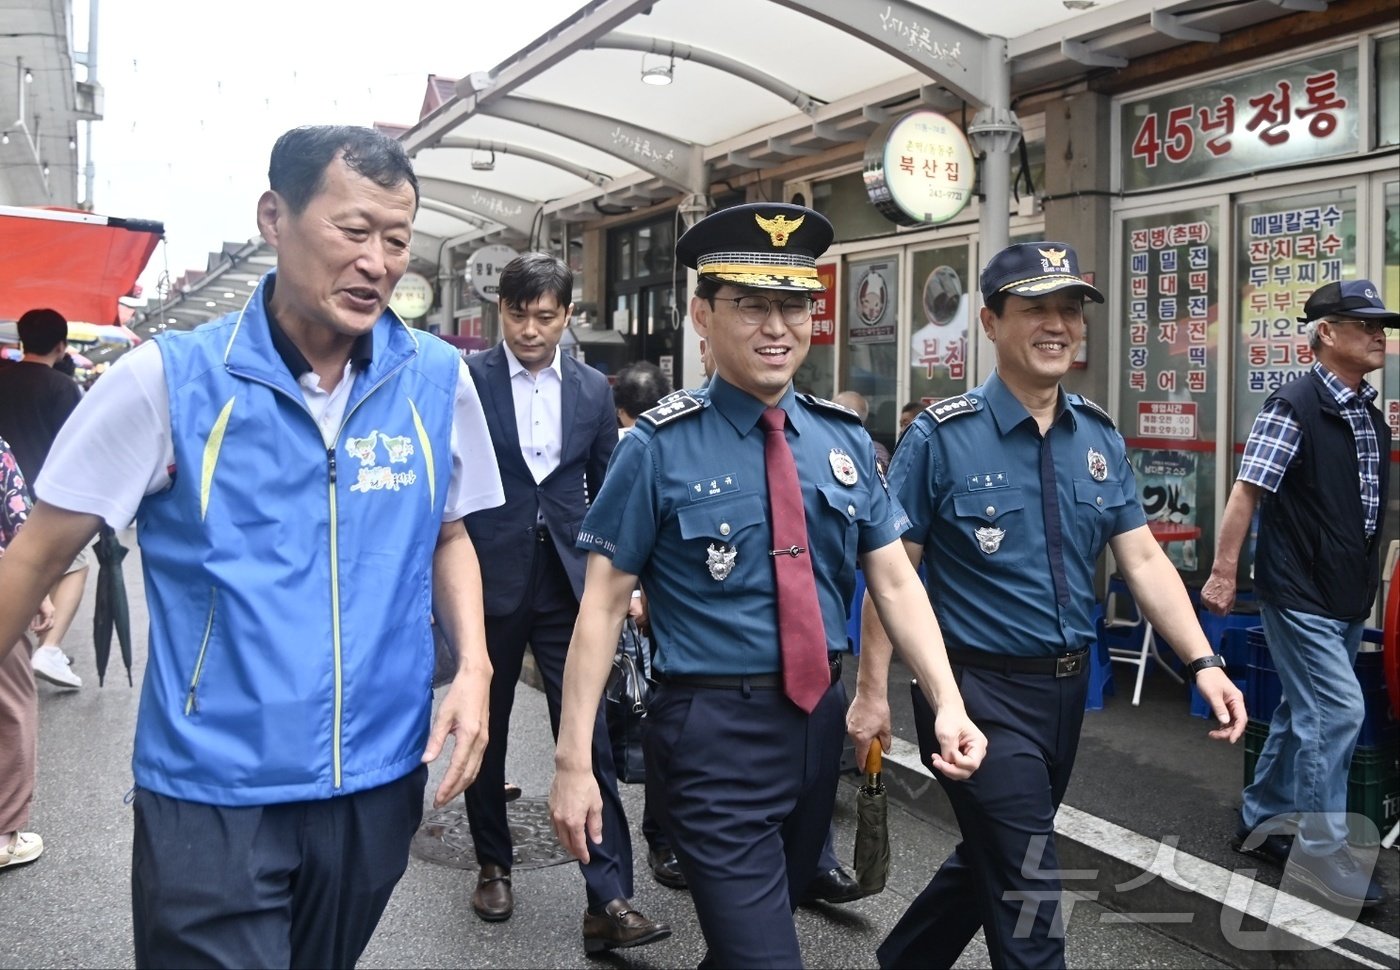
[
  {"x1": 810, "y1": 262, "x2": 837, "y2": 346},
  {"x1": 1120, "y1": 48, "x2": 1358, "y2": 192},
  {"x1": 467, "y1": 244, "x2": 520, "y2": 303},
  {"x1": 847, "y1": 258, "x2": 898, "y2": 344},
  {"x1": 864, "y1": 110, "x2": 975, "y2": 226},
  {"x1": 1232, "y1": 190, "x2": 1356, "y2": 445}
]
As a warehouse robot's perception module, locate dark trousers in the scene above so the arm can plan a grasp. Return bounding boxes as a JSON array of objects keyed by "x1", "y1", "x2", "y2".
[
  {"x1": 646, "y1": 677, "x2": 846, "y2": 969},
  {"x1": 131, "y1": 765, "x2": 427, "y2": 969},
  {"x1": 878, "y1": 666, "x2": 1088, "y2": 970},
  {"x1": 463, "y1": 536, "x2": 632, "y2": 909}
]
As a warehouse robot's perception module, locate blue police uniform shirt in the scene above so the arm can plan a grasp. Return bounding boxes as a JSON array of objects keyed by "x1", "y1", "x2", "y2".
[
  {"x1": 577, "y1": 376, "x2": 909, "y2": 675},
  {"x1": 889, "y1": 371, "x2": 1146, "y2": 657}
]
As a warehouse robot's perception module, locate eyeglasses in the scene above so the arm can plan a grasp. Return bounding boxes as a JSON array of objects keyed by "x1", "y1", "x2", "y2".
[
  {"x1": 711, "y1": 294, "x2": 814, "y2": 326},
  {"x1": 1327, "y1": 318, "x2": 1388, "y2": 335}
]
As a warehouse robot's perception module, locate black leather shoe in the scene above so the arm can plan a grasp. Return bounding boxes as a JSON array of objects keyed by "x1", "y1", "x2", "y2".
[
  {"x1": 803, "y1": 866, "x2": 864, "y2": 904},
  {"x1": 1231, "y1": 812, "x2": 1292, "y2": 867},
  {"x1": 581, "y1": 898, "x2": 671, "y2": 954},
  {"x1": 471, "y1": 863, "x2": 513, "y2": 922},
  {"x1": 648, "y1": 846, "x2": 687, "y2": 890}
]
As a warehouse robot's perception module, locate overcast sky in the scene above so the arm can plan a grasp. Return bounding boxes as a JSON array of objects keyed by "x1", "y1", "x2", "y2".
[{"x1": 82, "y1": 0, "x2": 585, "y2": 298}]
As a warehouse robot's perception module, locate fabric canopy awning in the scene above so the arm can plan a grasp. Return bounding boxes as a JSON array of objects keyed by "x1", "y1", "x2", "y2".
[{"x1": 0, "y1": 205, "x2": 163, "y2": 325}]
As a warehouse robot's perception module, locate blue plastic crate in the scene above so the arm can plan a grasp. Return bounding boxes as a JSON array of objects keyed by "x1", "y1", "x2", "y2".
[{"x1": 1241, "y1": 627, "x2": 1395, "y2": 744}]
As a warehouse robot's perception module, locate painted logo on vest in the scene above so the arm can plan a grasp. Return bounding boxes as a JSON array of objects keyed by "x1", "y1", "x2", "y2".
[{"x1": 345, "y1": 428, "x2": 420, "y2": 493}]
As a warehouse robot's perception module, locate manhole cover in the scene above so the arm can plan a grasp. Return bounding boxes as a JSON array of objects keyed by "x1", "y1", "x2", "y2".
[{"x1": 411, "y1": 797, "x2": 574, "y2": 871}]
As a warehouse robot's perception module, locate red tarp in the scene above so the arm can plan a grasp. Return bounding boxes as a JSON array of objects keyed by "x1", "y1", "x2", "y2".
[{"x1": 0, "y1": 205, "x2": 163, "y2": 325}]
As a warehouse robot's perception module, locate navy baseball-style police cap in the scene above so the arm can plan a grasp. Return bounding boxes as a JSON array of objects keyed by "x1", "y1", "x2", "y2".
[
  {"x1": 1297, "y1": 279, "x2": 1400, "y2": 326},
  {"x1": 676, "y1": 202, "x2": 834, "y2": 292},
  {"x1": 979, "y1": 241, "x2": 1105, "y2": 304}
]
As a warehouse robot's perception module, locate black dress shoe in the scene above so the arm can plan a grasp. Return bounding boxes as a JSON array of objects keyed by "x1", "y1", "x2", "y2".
[
  {"x1": 803, "y1": 866, "x2": 864, "y2": 904},
  {"x1": 648, "y1": 846, "x2": 687, "y2": 890},
  {"x1": 471, "y1": 863, "x2": 513, "y2": 922},
  {"x1": 1231, "y1": 811, "x2": 1292, "y2": 867},
  {"x1": 581, "y1": 898, "x2": 671, "y2": 954}
]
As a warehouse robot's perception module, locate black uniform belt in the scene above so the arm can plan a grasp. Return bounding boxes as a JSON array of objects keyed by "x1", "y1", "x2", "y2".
[
  {"x1": 946, "y1": 646, "x2": 1089, "y2": 678},
  {"x1": 659, "y1": 654, "x2": 842, "y2": 690}
]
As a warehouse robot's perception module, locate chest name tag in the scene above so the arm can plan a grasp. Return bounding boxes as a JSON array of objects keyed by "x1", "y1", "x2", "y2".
[
  {"x1": 688, "y1": 474, "x2": 740, "y2": 501},
  {"x1": 966, "y1": 472, "x2": 1009, "y2": 491}
]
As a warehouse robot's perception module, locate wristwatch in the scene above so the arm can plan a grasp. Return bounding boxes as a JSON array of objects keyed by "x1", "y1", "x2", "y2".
[{"x1": 1186, "y1": 654, "x2": 1227, "y2": 681}]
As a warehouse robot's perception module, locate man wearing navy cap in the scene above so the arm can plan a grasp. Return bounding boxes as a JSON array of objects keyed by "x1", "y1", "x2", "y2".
[
  {"x1": 549, "y1": 203, "x2": 986, "y2": 968},
  {"x1": 1204, "y1": 279, "x2": 1396, "y2": 909},
  {"x1": 853, "y1": 242, "x2": 1246, "y2": 969}
]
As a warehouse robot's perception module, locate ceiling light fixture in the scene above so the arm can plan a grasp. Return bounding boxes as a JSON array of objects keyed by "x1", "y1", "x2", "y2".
[
  {"x1": 24, "y1": 68, "x2": 33, "y2": 83},
  {"x1": 69, "y1": 136, "x2": 76, "y2": 150},
  {"x1": 42, "y1": 164, "x2": 49, "y2": 176},
  {"x1": 640, "y1": 54, "x2": 674, "y2": 86},
  {"x1": 470, "y1": 150, "x2": 495, "y2": 172},
  {"x1": 1, "y1": 132, "x2": 8, "y2": 145}
]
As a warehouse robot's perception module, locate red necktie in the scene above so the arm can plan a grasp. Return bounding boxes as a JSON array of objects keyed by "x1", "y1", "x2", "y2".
[{"x1": 760, "y1": 407, "x2": 829, "y2": 713}]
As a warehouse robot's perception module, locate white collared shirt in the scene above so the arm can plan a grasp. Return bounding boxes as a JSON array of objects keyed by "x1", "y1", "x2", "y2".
[{"x1": 502, "y1": 343, "x2": 563, "y2": 485}]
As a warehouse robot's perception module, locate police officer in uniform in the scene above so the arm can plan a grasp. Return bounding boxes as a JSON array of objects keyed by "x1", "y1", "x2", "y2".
[
  {"x1": 550, "y1": 203, "x2": 986, "y2": 969},
  {"x1": 850, "y1": 242, "x2": 1247, "y2": 970}
]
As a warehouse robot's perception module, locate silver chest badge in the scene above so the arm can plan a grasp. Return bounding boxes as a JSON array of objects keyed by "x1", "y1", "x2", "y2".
[
  {"x1": 829, "y1": 449, "x2": 858, "y2": 486},
  {"x1": 974, "y1": 526, "x2": 1006, "y2": 555},
  {"x1": 706, "y1": 542, "x2": 737, "y2": 581},
  {"x1": 1087, "y1": 448, "x2": 1108, "y2": 482}
]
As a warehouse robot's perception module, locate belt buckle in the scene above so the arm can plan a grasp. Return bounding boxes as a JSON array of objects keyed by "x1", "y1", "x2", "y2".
[{"x1": 1055, "y1": 653, "x2": 1083, "y2": 678}]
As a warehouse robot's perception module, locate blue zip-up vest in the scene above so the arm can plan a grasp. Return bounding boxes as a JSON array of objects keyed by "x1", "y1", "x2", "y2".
[{"x1": 133, "y1": 276, "x2": 458, "y2": 805}]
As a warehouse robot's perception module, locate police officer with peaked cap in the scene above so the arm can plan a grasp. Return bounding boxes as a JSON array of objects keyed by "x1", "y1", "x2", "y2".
[
  {"x1": 850, "y1": 242, "x2": 1247, "y2": 969},
  {"x1": 549, "y1": 203, "x2": 987, "y2": 968}
]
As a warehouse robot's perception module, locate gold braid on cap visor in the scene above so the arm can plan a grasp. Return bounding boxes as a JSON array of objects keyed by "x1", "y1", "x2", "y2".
[{"x1": 999, "y1": 274, "x2": 1094, "y2": 293}]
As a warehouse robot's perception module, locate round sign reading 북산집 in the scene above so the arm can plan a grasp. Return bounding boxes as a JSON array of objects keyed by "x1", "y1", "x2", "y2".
[{"x1": 864, "y1": 110, "x2": 975, "y2": 227}]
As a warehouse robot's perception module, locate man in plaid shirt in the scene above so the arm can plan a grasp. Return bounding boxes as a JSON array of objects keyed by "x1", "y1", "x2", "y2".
[{"x1": 1203, "y1": 279, "x2": 1397, "y2": 911}]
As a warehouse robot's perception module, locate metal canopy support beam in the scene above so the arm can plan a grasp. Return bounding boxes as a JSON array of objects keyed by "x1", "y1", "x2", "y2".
[
  {"x1": 1267, "y1": 0, "x2": 1326, "y2": 10},
  {"x1": 1060, "y1": 38, "x2": 1128, "y2": 68},
  {"x1": 726, "y1": 151, "x2": 768, "y2": 170},
  {"x1": 1148, "y1": 10, "x2": 1220, "y2": 44},
  {"x1": 966, "y1": 34, "x2": 1020, "y2": 384},
  {"x1": 769, "y1": 0, "x2": 994, "y2": 106},
  {"x1": 767, "y1": 137, "x2": 820, "y2": 157},
  {"x1": 591, "y1": 33, "x2": 824, "y2": 114},
  {"x1": 409, "y1": 231, "x2": 443, "y2": 267},
  {"x1": 416, "y1": 177, "x2": 539, "y2": 236},
  {"x1": 480, "y1": 96, "x2": 704, "y2": 193},
  {"x1": 809, "y1": 120, "x2": 863, "y2": 143},
  {"x1": 432, "y1": 137, "x2": 609, "y2": 186},
  {"x1": 400, "y1": 0, "x2": 656, "y2": 156},
  {"x1": 418, "y1": 198, "x2": 496, "y2": 230}
]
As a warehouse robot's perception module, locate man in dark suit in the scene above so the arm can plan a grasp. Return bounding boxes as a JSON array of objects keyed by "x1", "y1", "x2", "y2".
[{"x1": 462, "y1": 253, "x2": 668, "y2": 955}]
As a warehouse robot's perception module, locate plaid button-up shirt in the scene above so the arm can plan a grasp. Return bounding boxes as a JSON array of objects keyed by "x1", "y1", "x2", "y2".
[{"x1": 1238, "y1": 363, "x2": 1380, "y2": 537}]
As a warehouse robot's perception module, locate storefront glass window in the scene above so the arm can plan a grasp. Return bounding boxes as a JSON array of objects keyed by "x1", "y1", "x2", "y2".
[
  {"x1": 1233, "y1": 188, "x2": 1357, "y2": 576},
  {"x1": 845, "y1": 255, "x2": 900, "y2": 452},
  {"x1": 1382, "y1": 179, "x2": 1399, "y2": 587},
  {"x1": 796, "y1": 263, "x2": 837, "y2": 400},
  {"x1": 1118, "y1": 206, "x2": 1221, "y2": 570},
  {"x1": 813, "y1": 172, "x2": 892, "y2": 242},
  {"x1": 1378, "y1": 35, "x2": 1399, "y2": 148},
  {"x1": 907, "y1": 242, "x2": 972, "y2": 412}
]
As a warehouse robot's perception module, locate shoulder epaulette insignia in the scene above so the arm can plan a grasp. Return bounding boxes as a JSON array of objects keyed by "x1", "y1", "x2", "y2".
[
  {"x1": 799, "y1": 393, "x2": 862, "y2": 422},
  {"x1": 927, "y1": 395, "x2": 979, "y2": 423},
  {"x1": 641, "y1": 391, "x2": 703, "y2": 427},
  {"x1": 1072, "y1": 394, "x2": 1115, "y2": 427}
]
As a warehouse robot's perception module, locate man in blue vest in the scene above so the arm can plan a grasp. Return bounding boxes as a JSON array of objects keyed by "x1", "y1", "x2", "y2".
[
  {"x1": 1204, "y1": 279, "x2": 1395, "y2": 910},
  {"x1": 0, "y1": 125, "x2": 505, "y2": 967}
]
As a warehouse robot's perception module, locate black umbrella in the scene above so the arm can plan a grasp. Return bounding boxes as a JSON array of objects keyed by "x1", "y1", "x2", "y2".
[
  {"x1": 853, "y1": 742, "x2": 889, "y2": 896},
  {"x1": 91, "y1": 525, "x2": 133, "y2": 686}
]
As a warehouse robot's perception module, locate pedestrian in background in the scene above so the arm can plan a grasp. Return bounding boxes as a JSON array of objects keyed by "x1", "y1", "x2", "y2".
[
  {"x1": 1204, "y1": 279, "x2": 1395, "y2": 910},
  {"x1": 0, "y1": 125, "x2": 504, "y2": 968},
  {"x1": 0, "y1": 435, "x2": 54, "y2": 870},
  {"x1": 832, "y1": 389, "x2": 891, "y2": 475},
  {"x1": 461, "y1": 253, "x2": 668, "y2": 954},
  {"x1": 852, "y1": 241, "x2": 1245, "y2": 970},
  {"x1": 550, "y1": 203, "x2": 984, "y2": 969},
  {"x1": 0, "y1": 308, "x2": 87, "y2": 689}
]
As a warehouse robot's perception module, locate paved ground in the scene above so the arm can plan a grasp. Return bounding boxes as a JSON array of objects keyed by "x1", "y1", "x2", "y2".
[{"x1": 0, "y1": 529, "x2": 1377, "y2": 968}]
